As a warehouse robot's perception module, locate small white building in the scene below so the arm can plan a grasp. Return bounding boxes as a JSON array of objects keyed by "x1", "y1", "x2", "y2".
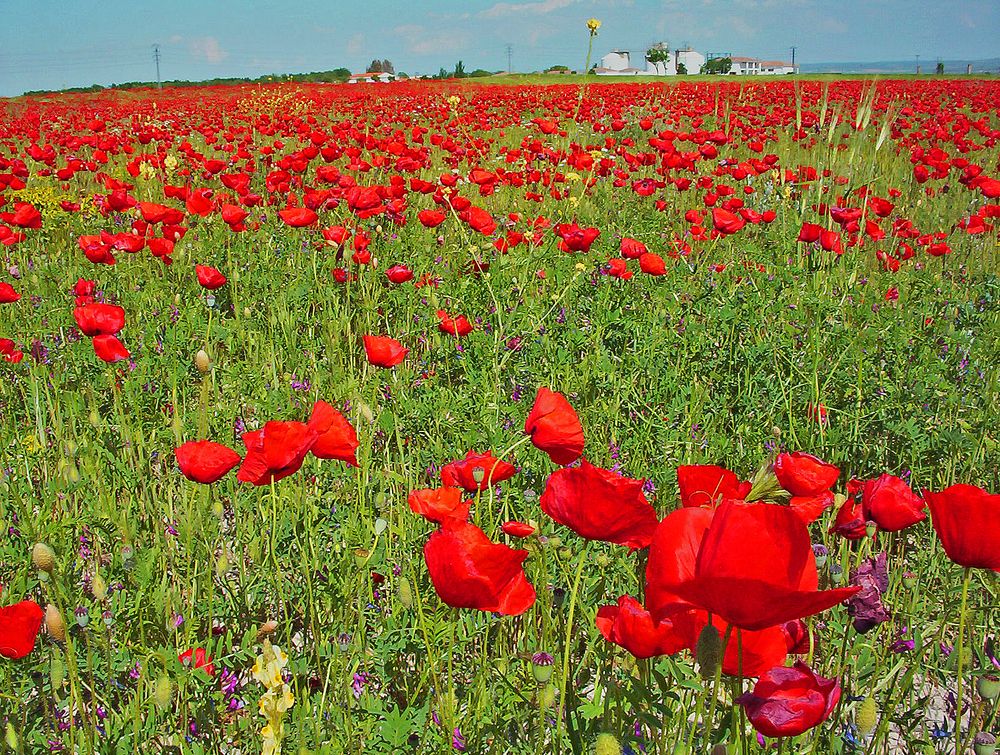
[
  {"x1": 347, "y1": 72, "x2": 396, "y2": 84},
  {"x1": 597, "y1": 46, "x2": 706, "y2": 76},
  {"x1": 674, "y1": 47, "x2": 705, "y2": 75},
  {"x1": 759, "y1": 60, "x2": 796, "y2": 75},
  {"x1": 729, "y1": 57, "x2": 761, "y2": 75}
]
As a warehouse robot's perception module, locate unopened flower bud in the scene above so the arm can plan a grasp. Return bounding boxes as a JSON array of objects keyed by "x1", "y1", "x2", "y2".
[
  {"x1": 32, "y1": 543, "x2": 55, "y2": 574},
  {"x1": 154, "y1": 674, "x2": 173, "y2": 711},
  {"x1": 538, "y1": 682, "x2": 557, "y2": 709},
  {"x1": 194, "y1": 349, "x2": 210, "y2": 374},
  {"x1": 594, "y1": 733, "x2": 621, "y2": 755},
  {"x1": 91, "y1": 573, "x2": 108, "y2": 601},
  {"x1": 531, "y1": 652, "x2": 554, "y2": 684},
  {"x1": 397, "y1": 576, "x2": 413, "y2": 609},
  {"x1": 256, "y1": 620, "x2": 279, "y2": 642},
  {"x1": 4, "y1": 722, "x2": 17, "y2": 751},
  {"x1": 710, "y1": 745, "x2": 729, "y2": 755},
  {"x1": 50, "y1": 654, "x2": 65, "y2": 689},
  {"x1": 45, "y1": 604, "x2": 66, "y2": 642},
  {"x1": 696, "y1": 624, "x2": 722, "y2": 679},
  {"x1": 215, "y1": 552, "x2": 231, "y2": 578},
  {"x1": 856, "y1": 695, "x2": 878, "y2": 736}
]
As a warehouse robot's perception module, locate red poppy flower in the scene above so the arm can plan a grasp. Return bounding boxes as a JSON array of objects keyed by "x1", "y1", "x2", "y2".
[
  {"x1": 423, "y1": 518, "x2": 535, "y2": 615},
  {"x1": 540, "y1": 459, "x2": 658, "y2": 550},
  {"x1": 639, "y1": 252, "x2": 666, "y2": 276},
  {"x1": 441, "y1": 450, "x2": 516, "y2": 492},
  {"x1": 0, "y1": 282, "x2": 20, "y2": 303},
  {"x1": 712, "y1": 207, "x2": 745, "y2": 235},
  {"x1": 773, "y1": 452, "x2": 839, "y2": 497},
  {"x1": 0, "y1": 339, "x2": 24, "y2": 363},
  {"x1": 73, "y1": 303, "x2": 125, "y2": 336},
  {"x1": 436, "y1": 310, "x2": 473, "y2": 337},
  {"x1": 620, "y1": 237, "x2": 647, "y2": 259},
  {"x1": 458, "y1": 206, "x2": 496, "y2": 236},
  {"x1": 646, "y1": 502, "x2": 859, "y2": 631},
  {"x1": 596, "y1": 595, "x2": 689, "y2": 659},
  {"x1": 307, "y1": 400, "x2": 359, "y2": 466},
  {"x1": 418, "y1": 209, "x2": 447, "y2": 228},
  {"x1": 923, "y1": 484, "x2": 1000, "y2": 571},
  {"x1": 363, "y1": 335, "x2": 409, "y2": 368},
  {"x1": 789, "y1": 490, "x2": 835, "y2": 524},
  {"x1": 237, "y1": 421, "x2": 319, "y2": 485},
  {"x1": 554, "y1": 222, "x2": 600, "y2": 253},
  {"x1": 797, "y1": 222, "x2": 823, "y2": 243},
  {"x1": 92, "y1": 334, "x2": 130, "y2": 362},
  {"x1": 0, "y1": 594, "x2": 44, "y2": 659},
  {"x1": 677, "y1": 465, "x2": 750, "y2": 508},
  {"x1": 384, "y1": 264, "x2": 415, "y2": 284},
  {"x1": 178, "y1": 647, "x2": 216, "y2": 678},
  {"x1": 523, "y1": 387, "x2": 585, "y2": 465},
  {"x1": 195, "y1": 264, "x2": 227, "y2": 290},
  {"x1": 860, "y1": 474, "x2": 925, "y2": 531},
  {"x1": 175, "y1": 440, "x2": 242, "y2": 484},
  {"x1": 737, "y1": 662, "x2": 840, "y2": 738},
  {"x1": 829, "y1": 496, "x2": 867, "y2": 540},
  {"x1": 408, "y1": 487, "x2": 470, "y2": 524},
  {"x1": 502, "y1": 521, "x2": 536, "y2": 538},
  {"x1": 278, "y1": 207, "x2": 318, "y2": 227}
]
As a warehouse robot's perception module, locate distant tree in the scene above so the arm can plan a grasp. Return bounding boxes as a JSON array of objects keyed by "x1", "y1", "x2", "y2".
[
  {"x1": 436, "y1": 67, "x2": 449, "y2": 79},
  {"x1": 548, "y1": 64, "x2": 570, "y2": 72},
  {"x1": 646, "y1": 46, "x2": 671, "y2": 64},
  {"x1": 469, "y1": 69, "x2": 493, "y2": 77},
  {"x1": 381, "y1": 59, "x2": 395, "y2": 74},
  {"x1": 454, "y1": 60, "x2": 466, "y2": 78},
  {"x1": 700, "y1": 56, "x2": 731, "y2": 74},
  {"x1": 676, "y1": 62, "x2": 688, "y2": 75},
  {"x1": 935, "y1": 61, "x2": 944, "y2": 74},
  {"x1": 366, "y1": 59, "x2": 383, "y2": 73}
]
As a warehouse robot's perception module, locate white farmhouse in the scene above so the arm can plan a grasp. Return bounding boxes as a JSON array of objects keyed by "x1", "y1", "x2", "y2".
[
  {"x1": 759, "y1": 60, "x2": 796, "y2": 75},
  {"x1": 729, "y1": 57, "x2": 761, "y2": 75},
  {"x1": 674, "y1": 47, "x2": 705, "y2": 75},
  {"x1": 596, "y1": 45, "x2": 706, "y2": 76}
]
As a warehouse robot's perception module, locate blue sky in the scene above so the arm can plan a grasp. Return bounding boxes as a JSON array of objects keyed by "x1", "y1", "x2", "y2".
[{"x1": 1, "y1": 0, "x2": 996, "y2": 95}]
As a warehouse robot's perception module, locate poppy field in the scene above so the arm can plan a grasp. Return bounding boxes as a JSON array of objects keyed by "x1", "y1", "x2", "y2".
[{"x1": 0, "y1": 72, "x2": 999, "y2": 754}]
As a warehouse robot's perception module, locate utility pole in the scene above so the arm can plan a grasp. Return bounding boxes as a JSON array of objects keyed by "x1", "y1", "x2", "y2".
[
  {"x1": 153, "y1": 44, "x2": 162, "y2": 89},
  {"x1": 790, "y1": 46, "x2": 796, "y2": 71},
  {"x1": 505, "y1": 44, "x2": 513, "y2": 74},
  {"x1": 915, "y1": 53, "x2": 920, "y2": 75}
]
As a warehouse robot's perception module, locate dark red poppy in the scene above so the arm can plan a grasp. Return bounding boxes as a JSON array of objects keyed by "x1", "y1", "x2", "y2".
[
  {"x1": 73, "y1": 303, "x2": 125, "y2": 336},
  {"x1": 237, "y1": 421, "x2": 318, "y2": 485},
  {"x1": 385, "y1": 264, "x2": 414, "y2": 284},
  {"x1": 596, "y1": 595, "x2": 689, "y2": 659},
  {"x1": 178, "y1": 647, "x2": 216, "y2": 678},
  {"x1": 423, "y1": 518, "x2": 535, "y2": 615},
  {"x1": 620, "y1": 237, "x2": 647, "y2": 259},
  {"x1": 363, "y1": 335, "x2": 408, "y2": 368},
  {"x1": 92, "y1": 334, "x2": 130, "y2": 362},
  {"x1": 408, "y1": 487, "x2": 470, "y2": 524},
  {"x1": 646, "y1": 502, "x2": 859, "y2": 631},
  {"x1": 773, "y1": 452, "x2": 839, "y2": 497},
  {"x1": 195, "y1": 264, "x2": 227, "y2": 290},
  {"x1": 829, "y1": 495, "x2": 867, "y2": 540},
  {"x1": 523, "y1": 387, "x2": 584, "y2": 465},
  {"x1": 540, "y1": 459, "x2": 658, "y2": 550},
  {"x1": 278, "y1": 207, "x2": 318, "y2": 227},
  {"x1": 737, "y1": 662, "x2": 840, "y2": 738},
  {"x1": 307, "y1": 400, "x2": 359, "y2": 466},
  {"x1": 441, "y1": 450, "x2": 516, "y2": 492},
  {"x1": 436, "y1": 310, "x2": 473, "y2": 337},
  {"x1": 175, "y1": 440, "x2": 242, "y2": 484},
  {"x1": 923, "y1": 484, "x2": 1000, "y2": 572},
  {"x1": 0, "y1": 282, "x2": 20, "y2": 303},
  {"x1": 860, "y1": 474, "x2": 925, "y2": 531},
  {"x1": 0, "y1": 594, "x2": 44, "y2": 659},
  {"x1": 677, "y1": 465, "x2": 750, "y2": 508}
]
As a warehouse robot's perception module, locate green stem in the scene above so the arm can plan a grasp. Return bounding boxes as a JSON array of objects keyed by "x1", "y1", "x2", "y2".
[
  {"x1": 954, "y1": 567, "x2": 971, "y2": 755},
  {"x1": 555, "y1": 543, "x2": 591, "y2": 750}
]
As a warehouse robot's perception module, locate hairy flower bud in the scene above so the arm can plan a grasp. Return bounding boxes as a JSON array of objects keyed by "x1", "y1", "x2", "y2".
[
  {"x1": 32, "y1": 543, "x2": 55, "y2": 574},
  {"x1": 397, "y1": 576, "x2": 413, "y2": 610},
  {"x1": 594, "y1": 733, "x2": 621, "y2": 755},
  {"x1": 696, "y1": 624, "x2": 723, "y2": 679},
  {"x1": 91, "y1": 573, "x2": 108, "y2": 601},
  {"x1": 45, "y1": 604, "x2": 66, "y2": 642},
  {"x1": 194, "y1": 349, "x2": 210, "y2": 374},
  {"x1": 154, "y1": 674, "x2": 173, "y2": 711},
  {"x1": 856, "y1": 695, "x2": 878, "y2": 736}
]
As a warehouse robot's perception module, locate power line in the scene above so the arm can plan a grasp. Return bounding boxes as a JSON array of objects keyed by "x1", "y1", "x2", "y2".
[{"x1": 153, "y1": 44, "x2": 161, "y2": 89}]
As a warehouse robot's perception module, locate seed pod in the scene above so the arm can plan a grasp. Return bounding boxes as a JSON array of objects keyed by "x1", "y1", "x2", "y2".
[
  {"x1": 977, "y1": 675, "x2": 1000, "y2": 701},
  {"x1": 397, "y1": 576, "x2": 413, "y2": 609},
  {"x1": 194, "y1": 349, "x2": 210, "y2": 374},
  {"x1": 974, "y1": 733, "x2": 996, "y2": 755},
  {"x1": 696, "y1": 624, "x2": 722, "y2": 679},
  {"x1": 45, "y1": 604, "x2": 66, "y2": 642},
  {"x1": 32, "y1": 543, "x2": 56, "y2": 574},
  {"x1": 50, "y1": 654, "x2": 66, "y2": 689},
  {"x1": 857, "y1": 695, "x2": 878, "y2": 736},
  {"x1": 594, "y1": 733, "x2": 621, "y2": 755},
  {"x1": 531, "y1": 652, "x2": 554, "y2": 684},
  {"x1": 153, "y1": 674, "x2": 173, "y2": 711}
]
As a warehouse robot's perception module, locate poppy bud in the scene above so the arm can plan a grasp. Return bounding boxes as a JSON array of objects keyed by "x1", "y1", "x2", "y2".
[
  {"x1": 243, "y1": 307, "x2": 252, "y2": 318},
  {"x1": 195, "y1": 349, "x2": 210, "y2": 374},
  {"x1": 74, "y1": 606, "x2": 89, "y2": 628},
  {"x1": 974, "y1": 733, "x2": 996, "y2": 755},
  {"x1": 978, "y1": 675, "x2": 1000, "y2": 701},
  {"x1": 903, "y1": 571, "x2": 917, "y2": 589},
  {"x1": 256, "y1": 620, "x2": 278, "y2": 642},
  {"x1": 594, "y1": 734, "x2": 621, "y2": 755},
  {"x1": 4, "y1": 722, "x2": 17, "y2": 751},
  {"x1": 671, "y1": 746, "x2": 690, "y2": 755},
  {"x1": 91, "y1": 573, "x2": 107, "y2": 601},
  {"x1": 397, "y1": 577, "x2": 413, "y2": 609},
  {"x1": 856, "y1": 695, "x2": 878, "y2": 736},
  {"x1": 531, "y1": 651, "x2": 554, "y2": 684},
  {"x1": 32, "y1": 542, "x2": 56, "y2": 574},
  {"x1": 154, "y1": 674, "x2": 173, "y2": 711},
  {"x1": 89, "y1": 406, "x2": 101, "y2": 427},
  {"x1": 50, "y1": 654, "x2": 65, "y2": 689},
  {"x1": 215, "y1": 552, "x2": 230, "y2": 578},
  {"x1": 45, "y1": 604, "x2": 66, "y2": 641},
  {"x1": 696, "y1": 624, "x2": 722, "y2": 679}
]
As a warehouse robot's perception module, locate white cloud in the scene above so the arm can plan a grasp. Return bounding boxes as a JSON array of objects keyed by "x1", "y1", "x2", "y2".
[
  {"x1": 346, "y1": 33, "x2": 366, "y2": 55},
  {"x1": 479, "y1": 0, "x2": 578, "y2": 20},
  {"x1": 189, "y1": 36, "x2": 228, "y2": 64},
  {"x1": 392, "y1": 24, "x2": 470, "y2": 56}
]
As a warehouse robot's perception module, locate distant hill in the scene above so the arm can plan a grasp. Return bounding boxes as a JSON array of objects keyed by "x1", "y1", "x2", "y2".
[{"x1": 798, "y1": 58, "x2": 1000, "y2": 74}]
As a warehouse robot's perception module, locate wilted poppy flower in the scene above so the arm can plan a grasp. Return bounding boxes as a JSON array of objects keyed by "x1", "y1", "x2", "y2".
[
  {"x1": 646, "y1": 502, "x2": 859, "y2": 631},
  {"x1": 596, "y1": 595, "x2": 689, "y2": 659},
  {"x1": 737, "y1": 661, "x2": 840, "y2": 738},
  {"x1": 73, "y1": 303, "x2": 125, "y2": 336},
  {"x1": 441, "y1": 450, "x2": 516, "y2": 492},
  {"x1": 175, "y1": 440, "x2": 242, "y2": 484},
  {"x1": 0, "y1": 593, "x2": 44, "y2": 659},
  {"x1": 540, "y1": 459, "x2": 658, "y2": 550},
  {"x1": 773, "y1": 452, "x2": 839, "y2": 497},
  {"x1": 860, "y1": 474, "x2": 925, "y2": 531},
  {"x1": 92, "y1": 334, "x2": 130, "y2": 362},
  {"x1": 423, "y1": 518, "x2": 535, "y2": 615},
  {"x1": 0, "y1": 282, "x2": 20, "y2": 303},
  {"x1": 195, "y1": 264, "x2": 227, "y2": 290},
  {"x1": 847, "y1": 552, "x2": 891, "y2": 633},
  {"x1": 523, "y1": 387, "x2": 584, "y2": 465},
  {"x1": 408, "y1": 487, "x2": 470, "y2": 524},
  {"x1": 237, "y1": 421, "x2": 318, "y2": 485},
  {"x1": 307, "y1": 401, "x2": 359, "y2": 466},
  {"x1": 179, "y1": 647, "x2": 216, "y2": 678},
  {"x1": 436, "y1": 310, "x2": 473, "y2": 337},
  {"x1": 363, "y1": 335, "x2": 408, "y2": 368},
  {"x1": 677, "y1": 465, "x2": 750, "y2": 508},
  {"x1": 923, "y1": 484, "x2": 1000, "y2": 571}
]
